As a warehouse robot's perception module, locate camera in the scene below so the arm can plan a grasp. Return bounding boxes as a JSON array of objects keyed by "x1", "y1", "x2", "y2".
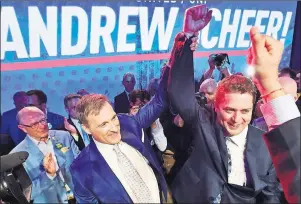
[
  {"x1": 0, "y1": 152, "x2": 32, "y2": 204},
  {"x1": 210, "y1": 53, "x2": 230, "y2": 67},
  {"x1": 195, "y1": 92, "x2": 207, "y2": 107}
]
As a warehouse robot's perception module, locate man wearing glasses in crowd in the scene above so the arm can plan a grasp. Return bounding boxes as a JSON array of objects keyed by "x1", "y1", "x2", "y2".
[{"x1": 10, "y1": 106, "x2": 80, "y2": 203}]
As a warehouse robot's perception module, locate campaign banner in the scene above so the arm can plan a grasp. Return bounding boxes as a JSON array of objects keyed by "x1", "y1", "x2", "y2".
[{"x1": 1, "y1": 0, "x2": 297, "y2": 115}]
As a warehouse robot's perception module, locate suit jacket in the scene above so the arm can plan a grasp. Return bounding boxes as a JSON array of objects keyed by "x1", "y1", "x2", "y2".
[
  {"x1": 10, "y1": 130, "x2": 80, "y2": 203},
  {"x1": 67, "y1": 117, "x2": 86, "y2": 151},
  {"x1": 114, "y1": 91, "x2": 130, "y2": 113},
  {"x1": 1, "y1": 108, "x2": 26, "y2": 145},
  {"x1": 168, "y1": 37, "x2": 282, "y2": 203},
  {"x1": 264, "y1": 117, "x2": 300, "y2": 204},
  {"x1": 47, "y1": 111, "x2": 65, "y2": 130},
  {"x1": 70, "y1": 65, "x2": 170, "y2": 203}
]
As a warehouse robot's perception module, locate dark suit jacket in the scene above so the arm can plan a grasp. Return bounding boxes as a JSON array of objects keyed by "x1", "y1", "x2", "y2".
[
  {"x1": 67, "y1": 117, "x2": 86, "y2": 151},
  {"x1": 114, "y1": 91, "x2": 130, "y2": 113},
  {"x1": 47, "y1": 111, "x2": 65, "y2": 130},
  {"x1": 70, "y1": 66, "x2": 170, "y2": 203},
  {"x1": 168, "y1": 36, "x2": 282, "y2": 203},
  {"x1": 264, "y1": 117, "x2": 300, "y2": 204}
]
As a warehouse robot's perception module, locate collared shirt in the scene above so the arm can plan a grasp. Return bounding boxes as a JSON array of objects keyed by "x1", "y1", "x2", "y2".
[
  {"x1": 125, "y1": 90, "x2": 131, "y2": 101},
  {"x1": 94, "y1": 140, "x2": 160, "y2": 203},
  {"x1": 28, "y1": 135, "x2": 63, "y2": 181},
  {"x1": 71, "y1": 118, "x2": 90, "y2": 146},
  {"x1": 261, "y1": 94, "x2": 300, "y2": 130},
  {"x1": 225, "y1": 126, "x2": 248, "y2": 186},
  {"x1": 150, "y1": 119, "x2": 167, "y2": 152}
]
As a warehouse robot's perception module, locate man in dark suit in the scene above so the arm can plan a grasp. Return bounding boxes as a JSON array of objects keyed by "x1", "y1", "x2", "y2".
[
  {"x1": 1, "y1": 91, "x2": 28, "y2": 147},
  {"x1": 247, "y1": 26, "x2": 301, "y2": 204},
  {"x1": 63, "y1": 94, "x2": 90, "y2": 151},
  {"x1": 168, "y1": 5, "x2": 282, "y2": 203},
  {"x1": 27, "y1": 90, "x2": 65, "y2": 130},
  {"x1": 114, "y1": 73, "x2": 136, "y2": 113},
  {"x1": 70, "y1": 65, "x2": 169, "y2": 203}
]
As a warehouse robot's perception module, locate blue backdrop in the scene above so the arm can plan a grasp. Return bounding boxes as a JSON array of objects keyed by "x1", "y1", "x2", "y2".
[{"x1": 1, "y1": 1, "x2": 298, "y2": 115}]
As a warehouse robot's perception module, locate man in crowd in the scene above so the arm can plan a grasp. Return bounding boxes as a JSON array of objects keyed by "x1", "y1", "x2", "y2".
[
  {"x1": 10, "y1": 106, "x2": 80, "y2": 203},
  {"x1": 64, "y1": 94, "x2": 90, "y2": 150},
  {"x1": 1, "y1": 91, "x2": 28, "y2": 152},
  {"x1": 27, "y1": 90, "x2": 65, "y2": 130},
  {"x1": 69, "y1": 12, "x2": 202, "y2": 201},
  {"x1": 198, "y1": 78, "x2": 217, "y2": 105},
  {"x1": 114, "y1": 73, "x2": 136, "y2": 113},
  {"x1": 168, "y1": 5, "x2": 282, "y2": 203}
]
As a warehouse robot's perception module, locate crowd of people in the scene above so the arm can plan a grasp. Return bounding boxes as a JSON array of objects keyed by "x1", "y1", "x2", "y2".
[{"x1": 1, "y1": 5, "x2": 300, "y2": 204}]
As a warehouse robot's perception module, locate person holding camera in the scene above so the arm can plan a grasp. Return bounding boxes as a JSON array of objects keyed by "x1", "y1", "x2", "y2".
[{"x1": 200, "y1": 54, "x2": 233, "y2": 84}]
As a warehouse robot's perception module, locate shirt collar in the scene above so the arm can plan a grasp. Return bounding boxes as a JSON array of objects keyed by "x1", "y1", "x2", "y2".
[
  {"x1": 70, "y1": 118, "x2": 80, "y2": 125},
  {"x1": 93, "y1": 139, "x2": 124, "y2": 152},
  {"x1": 28, "y1": 135, "x2": 50, "y2": 146},
  {"x1": 226, "y1": 126, "x2": 248, "y2": 148}
]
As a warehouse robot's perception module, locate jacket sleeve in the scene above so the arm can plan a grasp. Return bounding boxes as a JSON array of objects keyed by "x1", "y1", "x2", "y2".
[
  {"x1": 263, "y1": 117, "x2": 300, "y2": 204},
  {"x1": 132, "y1": 65, "x2": 169, "y2": 129},
  {"x1": 70, "y1": 167, "x2": 99, "y2": 204},
  {"x1": 167, "y1": 33, "x2": 200, "y2": 125}
]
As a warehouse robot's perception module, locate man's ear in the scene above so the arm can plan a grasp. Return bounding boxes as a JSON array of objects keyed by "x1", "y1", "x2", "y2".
[
  {"x1": 82, "y1": 124, "x2": 91, "y2": 135},
  {"x1": 18, "y1": 125, "x2": 27, "y2": 134}
]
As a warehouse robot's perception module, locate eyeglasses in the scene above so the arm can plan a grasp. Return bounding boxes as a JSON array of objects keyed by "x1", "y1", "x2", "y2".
[{"x1": 20, "y1": 118, "x2": 47, "y2": 130}]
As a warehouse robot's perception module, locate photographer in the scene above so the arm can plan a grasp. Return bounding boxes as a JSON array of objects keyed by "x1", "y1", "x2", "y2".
[{"x1": 199, "y1": 54, "x2": 233, "y2": 85}]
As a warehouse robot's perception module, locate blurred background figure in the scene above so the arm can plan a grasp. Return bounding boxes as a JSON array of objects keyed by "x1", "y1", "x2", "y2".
[
  {"x1": 77, "y1": 89, "x2": 89, "y2": 96},
  {"x1": 198, "y1": 78, "x2": 217, "y2": 106},
  {"x1": 26, "y1": 90, "x2": 65, "y2": 130},
  {"x1": 114, "y1": 73, "x2": 136, "y2": 113},
  {"x1": 147, "y1": 78, "x2": 160, "y2": 97},
  {"x1": 1, "y1": 91, "x2": 29, "y2": 154}
]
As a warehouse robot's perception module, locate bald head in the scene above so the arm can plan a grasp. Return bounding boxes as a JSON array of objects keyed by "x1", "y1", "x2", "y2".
[
  {"x1": 279, "y1": 77, "x2": 298, "y2": 101},
  {"x1": 199, "y1": 79, "x2": 217, "y2": 93},
  {"x1": 199, "y1": 79, "x2": 217, "y2": 104},
  {"x1": 17, "y1": 106, "x2": 44, "y2": 124}
]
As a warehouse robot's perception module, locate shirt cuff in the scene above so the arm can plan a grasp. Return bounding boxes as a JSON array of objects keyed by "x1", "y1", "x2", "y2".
[
  {"x1": 46, "y1": 172, "x2": 56, "y2": 180},
  {"x1": 151, "y1": 119, "x2": 163, "y2": 135},
  {"x1": 260, "y1": 94, "x2": 300, "y2": 130}
]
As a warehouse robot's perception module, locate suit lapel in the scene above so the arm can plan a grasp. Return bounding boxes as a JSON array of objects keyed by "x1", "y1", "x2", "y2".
[
  {"x1": 89, "y1": 140, "x2": 131, "y2": 202},
  {"x1": 212, "y1": 123, "x2": 228, "y2": 178},
  {"x1": 49, "y1": 132, "x2": 66, "y2": 168},
  {"x1": 245, "y1": 126, "x2": 261, "y2": 188},
  {"x1": 24, "y1": 136, "x2": 44, "y2": 161}
]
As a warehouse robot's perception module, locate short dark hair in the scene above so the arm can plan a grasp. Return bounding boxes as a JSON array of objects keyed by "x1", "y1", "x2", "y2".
[
  {"x1": 13, "y1": 91, "x2": 27, "y2": 102},
  {"x1": 279, "y1": 68, "x2": 297, "y2": 79},
  {"x1": 215, "y1": 75, "x2": 257, "y2": 105},
  {"x1": 64, "y1": 94, "x2": 82, "y2": 107},
  {"x1": 76, "y1": 94, "x2": 108, "y2": 126},
  {"x1": 129, "y1": 89, "x2": 150, "y2": 104},
  {"x1": 26, "y1": 90, "x2": 47, "y2": 104}
]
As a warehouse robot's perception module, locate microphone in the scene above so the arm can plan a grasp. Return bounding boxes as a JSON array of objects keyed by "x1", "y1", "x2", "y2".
[{"x1": 0, "y1": 151, "x2": 29, "y2": 173}]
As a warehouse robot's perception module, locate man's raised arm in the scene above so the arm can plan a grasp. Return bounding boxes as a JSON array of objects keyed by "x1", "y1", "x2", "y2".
[
  {"x1": 248, "y1": 27, "x2": 301, "y2": 204},
  {"x1": 168, "y1": 5, "x2": 212, "y2": 124}
]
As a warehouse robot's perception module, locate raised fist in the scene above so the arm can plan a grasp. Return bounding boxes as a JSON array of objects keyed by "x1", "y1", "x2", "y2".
[{"x1": 183, "y1": 5, "x2": 212, "y2": 34}]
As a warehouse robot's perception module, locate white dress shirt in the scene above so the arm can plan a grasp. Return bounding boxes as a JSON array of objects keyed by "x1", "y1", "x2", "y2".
[
  {"x1": 150, "y1": 119, "x2": 168, "y2": 152},
  {"x1": 94, "y1": 140, "x2": 160, "y2": 203},
  {"x1": 28, "y1": 136, "x2": 63, "y2": 180},
  {"x1": 225, "y1": 126, "x2": 248, "y2": 186}
]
